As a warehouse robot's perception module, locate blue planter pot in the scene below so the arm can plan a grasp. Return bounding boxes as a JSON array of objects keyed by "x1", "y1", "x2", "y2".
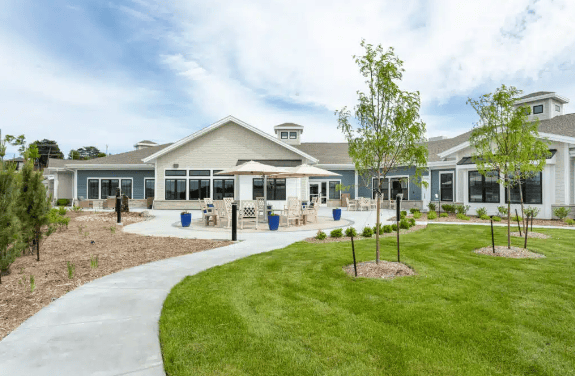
[
  {"x1": 332, "y1": 208, "x2": 342, "y2": 221},
  {"x1": 268, "y1": 215, "x2": 280, "y2": 231},
  {"x1": 180, "y1": 213, "x2": 192, "y2": 227}
]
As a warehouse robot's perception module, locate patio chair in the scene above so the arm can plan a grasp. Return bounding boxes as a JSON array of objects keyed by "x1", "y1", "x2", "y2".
[
  {"x1": 370, "y1": 198, "x2": 377, "y2": 211},
  {"x1": 282, "y1": 197, "x2": 302, "y2": 227},
  {"x1": 358, "y1": 197, "x2": 370, "y2": 211},
  {"x1": 256, "y1": 197, "x2": 266, "y2": 222},
  {"x1": 239, "y1": 200, "x2": 258, "y2": 229},
  {"x1": 200, "y1": 200, "x2": 216, "y2": 226},
  {"x1": 345, "y1": 197, "x2": 356, "y2": 211},
  {"x1": 214, "y1": 200, "x2": 231, "y2": 228}
]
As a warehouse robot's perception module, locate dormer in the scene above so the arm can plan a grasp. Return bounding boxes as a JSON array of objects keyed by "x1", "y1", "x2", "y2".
[
  {"x1": 274, "y1": 123, "x2": 304, "y2": 145},
  {"x1": 515, "y1": 91, "x2": 569, "y2": 121}
]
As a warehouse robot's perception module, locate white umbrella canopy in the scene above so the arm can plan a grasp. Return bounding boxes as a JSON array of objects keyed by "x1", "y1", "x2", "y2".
[{"x1": 269, "y1": 164, "x2": 341, "y2": 178}]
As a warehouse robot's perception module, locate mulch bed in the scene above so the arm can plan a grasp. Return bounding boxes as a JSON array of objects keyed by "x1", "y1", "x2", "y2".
[
  {"x1": 474, "y1": 245, "x2": 545, "y2": 259},
  {"x1": 423, "y1": 213, "x2": 574, "y2": 227},
  {"x1": 510, "y1": 231, "x2": 550, "y2": 239},
  {"x1": 343, "y1": 260, "x2": 415, "y2": 279},
  {"x1": 304, "y1": 225, "x2": 427, "y2": 243},
  {"x1": 0, "y1": 211, "x2": 231, "y2": 340}
]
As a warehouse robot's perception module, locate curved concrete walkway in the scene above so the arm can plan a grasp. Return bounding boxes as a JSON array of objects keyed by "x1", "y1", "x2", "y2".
[{"x1": 0, "y1": 208, "x2": 393, "y2": 376}]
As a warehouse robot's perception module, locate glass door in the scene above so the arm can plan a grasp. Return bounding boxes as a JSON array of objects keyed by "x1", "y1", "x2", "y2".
[
  {"x1": 440, "y1": 173, "x2": 453, "y2": 201},
  {"x1": 320, "y1": 182, "x2": 327, "y2": 204},
  {"x1": 309, "y1": 183, "x2": 319, "y2": 203}
]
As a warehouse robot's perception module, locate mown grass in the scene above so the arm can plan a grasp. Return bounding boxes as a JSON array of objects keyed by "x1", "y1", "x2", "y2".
[{"x1": 159, "y1": 225, "x2": 575, "y2": 375}]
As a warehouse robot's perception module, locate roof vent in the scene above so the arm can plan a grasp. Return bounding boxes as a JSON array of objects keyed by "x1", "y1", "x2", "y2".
[{"x1": 173, "y1": 164, "x2": 179, "y2": 168}]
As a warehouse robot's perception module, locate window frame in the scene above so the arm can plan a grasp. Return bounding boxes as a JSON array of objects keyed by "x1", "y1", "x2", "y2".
[
  {"x1": 280, "y1": 132, "x2": 288, "y2": 139},
  {"x1": 289, "y1": 132, "x2": 297, "y2": 139},
  {"x1": 213, "y1": 179, "x2": 235, "y2": 200},
  {"x1": 468, "y1": 171, "x2": 500, "y2": 203},
  {"x1": 533, "y1": 105, "x2": 543, "y2": 114},
  {"x1": 85, "y1": 177, "x2": 134, "y2": 199},
  {"x1": 144, "y1": 178, "x2": 155, "y2": 199},
  {"x1": 189, "y1": 170, "x2": 211, "y2": 176},
  {"x1": 87, "y1": 179, "x2": 99, "y2": 200},
  {"x1": 121, "y1": 179, "x2": 133, "y2": 199},
  {"x1": 555, "y1": 104, "x2": 561, "y2": 112},
  {"x1": 165, "y1": 170, "x2": 187, "y2": 176},
  {"x1": 165, "y1": 179, "x2": 187, "y2": 200},
  {"x1": 253, "y1": 178, "x2": 287, "y2": 200},
  {"x1": 439, "y1": 171, "x2": 454, "y2": 202},
  {"x1": 188, "y1": 179, "x2": 211, "y2": 200},
  {"x1": 505, "y1": 172, "x2": 543, "y2": 205}
]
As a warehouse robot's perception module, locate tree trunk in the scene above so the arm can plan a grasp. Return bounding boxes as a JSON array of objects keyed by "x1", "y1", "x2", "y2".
[
  {"x1": 506, "y1": 179, "x2": 511, "y2": 249},
  {"x1": 375, "y1": 190, "x2": 380, "y2": 264},
  {"x1": 36, "y1": 230, "x2": 40, "y2": 262},
  {"x1": 518, "y1": 180, "x2": 526, "y2": 234},
  {"x1": 524, "y1": 214, "x2": 529, "y2": 249}
]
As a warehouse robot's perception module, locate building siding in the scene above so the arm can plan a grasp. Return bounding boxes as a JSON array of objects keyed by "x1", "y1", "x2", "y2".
[
  {"x1": 77, "y1": 170, "x2": 154, "y2": 200},
  {"x1": 356, "y1": 167, "x2": 428, "y2": 200},
  {"x1": 310, "y1": 169, "x2": 356, "y2": 199}
]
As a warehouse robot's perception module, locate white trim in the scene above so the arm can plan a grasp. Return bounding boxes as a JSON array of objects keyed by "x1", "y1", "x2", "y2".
[
  {"x1": 515, "y1": 93, "x2": 569, "y2": 105},
  {"x1": 428, "y1": 160, "x2": 457, "y2": 168},
  {"x1": 437, "y1": 141, "x2": 470, "y2": 159},
  {"x1": 73, "y1": 170, "x2": 78, "y2": 201},
  {"x1": 309, "y1": 179, "x2": 342, "y2": 205},
  {"x1": 354, "y1": 170, "x2": 359, "y2": 198},
  {"x1": 86, "y1": 177, "x2": 134, "y2": 200},
  {"x1": 564, "y1": 144, "x2": 570, "y2": 205},
  {"x1": 142, "y1": 116, "x2": 319, "y2": 164},
  {"x1": 438, "y1": 171, "x2": 455, "y2": 202},
  {"x1": 67, "y1": 164, "x2": 154, "y2": 170},
  {"x1": 538, "y1": 132, "x2": 575, "y2": 145}
]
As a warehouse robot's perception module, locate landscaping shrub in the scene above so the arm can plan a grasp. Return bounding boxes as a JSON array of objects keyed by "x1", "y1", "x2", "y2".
[
  {"x1": 427, "y1": 202, "x2": 436, "y2": 211},
  {"x1": 480, "y1": 214, "x2": 490, "y2": 220},
  {"x1": 330, "y1": 228, "x2": 343, "y2": 238},
  {"x1": 511, "y1": 215, "x2": 523, "y2": 222},
  {"x1": 361, "y1": 226, "x2": 373, "y2": 237},
  {"x1": 492, "y1": 216, "x2": 501, "y2": 222},
  {"x1": 409, "y1": 208, "x2": 420, "y2": 214},
  {"x1": 72, "y1": 205, "x2": 82, "y2": 212},
  {"x1": 476, "y1": 207, "x2": 487, "y2": 217},
  {"x1": 315, "y1": 230, "x2": 327, "y2": 240},
  {"x1": 408, "y1": 218, "x2": 416, "y2": 227},
  {"x1": 372, "y1": 224, "x2": 384, "y2": 235},
  {"x1": 497, "y1": 206, "x2": 508, "y2": 217},
  {"x1": 344, "y1": 227, "x2": 357, "y2": 237},
  {"x1": 456, "y1": 204, "x2": 470, "y2": 215},
  {"x1": 565, "y1": 218, "x2": 575, "y2": 226},
  {"x1": 391, "y1": 224, "x2": 398, "y2": 232},
  {"x1": 400, "y1": 210, "x2": 407, "y2": 219},
  {"x1": 56, "y1": 198, "x2": 70, "y2": 206},
  {"x1": 524, "y1": 206, "x2": 540, "y2": 219},
  {"x1": 427, "y1": 211, "x2": 437, "y2": 220},
  {"x1": 413, "y1": 211, "x2": 422, "y2": 219},
  {"x1": 58, "y1": 206, "x2": 67, "y2": 216},
  {"x1": 441, "y1": 204, "x2": 455, "y2": 214},
  {"x1": 440, "y1": 213, "x2": 449, "y2": 218},
  {"x1": 384, "y1": 225, "x2": 392, "y2": 233},
  {"x1": 399, "y1": 219, "x2": 410, "y2": 229},
  {"x1": 456, "y1": 213, "x2": 470, "y2": 221},
  {"x1": 553, "y1": 207, "x2": 570, "y2": 220}
]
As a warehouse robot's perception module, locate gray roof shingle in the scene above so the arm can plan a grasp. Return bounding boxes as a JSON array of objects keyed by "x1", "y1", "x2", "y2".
[
  {"x1": 294, "y1": 143, "x2": 352, "y2": 164},
  {"x1": 518, "y1": 91, "x2": 553, "y2": 100}
]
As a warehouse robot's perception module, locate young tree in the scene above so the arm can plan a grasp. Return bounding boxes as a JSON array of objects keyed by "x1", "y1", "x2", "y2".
[
  {"x1": 337, "y1": 40, "x2": 428, "y2": 264},
  {"x1": 0, "y1": 160, "x2": 20, "y2": 284},
  {"x1": 467, "y1": 85, "x2": 549, "y2": 249},
  {"x1": 15, "y1": 147, "x2": 52, "y2": 261}
]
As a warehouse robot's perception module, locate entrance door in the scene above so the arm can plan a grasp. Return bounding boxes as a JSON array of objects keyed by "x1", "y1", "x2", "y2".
[
  {"x1": 309, "y1": 183, "x2": 319, "y2": 203},
  {"x1": 320, "y1": 182, "x2": 327, "y2": 204},
  {"x1": 309, "y1": 182, "x2": 328, "y2": 206},
  {"x1": 440, "y1": 173, "x2": 453, "y2": 201}
]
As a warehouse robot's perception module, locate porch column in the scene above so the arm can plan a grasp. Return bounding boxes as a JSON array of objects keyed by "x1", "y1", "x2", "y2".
[
  {"x1": 354, "y1": 170, "x2": 359, "y2": 198},
  {"x1": 564, "y1": 144, "x2": 570, "y2": 205}
]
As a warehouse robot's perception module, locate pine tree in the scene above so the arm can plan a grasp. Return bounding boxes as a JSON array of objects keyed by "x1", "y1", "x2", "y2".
[{"x1": 0, "y1": 160, "x2": 20, "y2": 283}]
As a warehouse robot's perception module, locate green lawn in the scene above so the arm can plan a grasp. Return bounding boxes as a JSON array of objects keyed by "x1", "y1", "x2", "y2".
[{"x1": 159, "y1": 225, "x2": 575, "y2": 376}]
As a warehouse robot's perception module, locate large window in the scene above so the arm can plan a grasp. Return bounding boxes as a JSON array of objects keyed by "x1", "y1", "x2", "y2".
[
  {"x1": 253, "y1": 178, "x2": 286, "y2": 200},
  {"x1": 121, "y1": 179, "x2": 132, "y2": 199},
  {"x1": 189, "y1": 170, "x2": 210, "y2": 176},
  {"x1": 469, "y1": 171, "x2": 499, "y2": 203},
  {"x1": 533, "y1": 105, "x2": 543, "y2": 114},
  {"x1": 101, "y1": 179, "x2": 119, "y2": 199},
  {"x1": 165, "y1": 170, "x2": 186, "y2": 176},
  {"x1": 440, "y1": 173, "x2": 453, "y2": 201},
  {"x1": 329, "y1": 181, "x2": 340, "y2": 200},
  {"x1": 214, "y1": 179, "x2": 234, "y2": 200},
  {"x1": 189, "y1": 179, "x2": 210, "y2": 200},
  {"x1": 165, "y1": 179, "x2": 186, "y2": 200},
  {"x1": 506, "y1": 173, "x2": 542, "y2": 204},
  {"x1": 372, "y1": 178, "x2": 389, "y2": 199},
  {"x1": 88, "y1": 179, "x2": 99, "y2": 199},
  {"x1": 145, "y1": 179, "x2": 155, "y2": 199}
]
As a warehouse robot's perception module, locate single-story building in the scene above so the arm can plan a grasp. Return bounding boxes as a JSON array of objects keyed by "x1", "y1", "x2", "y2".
[{"x1": 44, "y1": 91, "x2": 575, "y2": 219}]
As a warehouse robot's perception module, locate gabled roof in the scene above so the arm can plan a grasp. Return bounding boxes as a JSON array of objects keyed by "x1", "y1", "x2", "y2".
[
  {"x1": 142, "y1": 116, "x2": 318, "y2": 164},
  {"x1": 518, "y1": 91, "x2": 553, "y2": 100},
  {"x1": 64, "y1": 143, "x2": 171, "y2": 168},
  {"x1": 294, "y1": 143, "x2": 352, "y2": 164}
]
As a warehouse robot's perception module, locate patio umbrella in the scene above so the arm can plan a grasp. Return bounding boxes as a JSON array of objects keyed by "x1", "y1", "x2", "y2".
[
  {"x1": 215, "y1": 161, "x2": 287, "y2": 222},
  {"x1": 270, "y1": 164, "x2": 341, "y2": 204}
]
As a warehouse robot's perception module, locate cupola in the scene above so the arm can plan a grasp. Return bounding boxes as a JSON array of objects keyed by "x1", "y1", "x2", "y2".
[{"x1": 274, "y1": 123, "x2": 304, "y2": 145}]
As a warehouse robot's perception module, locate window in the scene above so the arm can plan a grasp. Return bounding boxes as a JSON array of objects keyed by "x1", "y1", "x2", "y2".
[
  {"x1": 214, "y1": 179, "x2": 234, "y2": 200},
  {"x1": 556, "y1": 104, "x2": 561, "y2": 112},
  {"x1": 468, "y1": 171, "x2": 499, "y2": 203},
  {"x1": 440, "y1": 173, "x2": 453, "y2": 201},
  {"x1": 390, "y1": 178, "x2": 409, "y2": 200},
  {"x1": 329, "y1": 181, "x2": 340, "y2": 200},
  {"x1": 165, "y1": 170, "x2": 186, "y2": 176},
  {"x1": 189, "y1": 170, "x2": 210, "y2": 176},
  {"x1": 289, "y1": 132, "x2": 297, "y2": 139},
  {"x1": 506, "y1": 173, "x2": 542, "y2": 204},
  {"x1": 88, "y1": 179, "x2": 99, "y2": 199},
  {"x1": 280, "y1": 132, "x2": 288, "y2": 139},
  {"x1": 189, "y1": 179, "x2": 210, "y2": 200},
  {"x1": 165, "y1": 179, "x2": 186, "y2": 200},
  {"x1": 213, "y1": 170, "x2": 233, "y2": 176},
  {"x1": 145, "y1": 179, "x2": 155, "y2": 199},
  {"x1": 253, "y1": 178, "x2": 286, "y2": 200},
  {"x1": 533, "y1": 105, "x2": 543, "y2": 114},
  {"x1": 121, "y1": 179, "x2": 132, "y2": 199},
  {"x1": 101, "y1": 179, "x2": 119, "y2": 199},
  {"x1": 372, "y1": 178, "x2": 389, "y2": 199}
]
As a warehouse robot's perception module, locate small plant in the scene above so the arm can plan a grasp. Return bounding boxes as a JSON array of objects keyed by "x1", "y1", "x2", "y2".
[
  {"x1": 492, "y1": 216, "x2": 502, "y2": 222},
  {"x1": 57, "y1": 198, "x2": 70, "y2": 206},
  {"x1": 408, "y1": 218, "x2": 416, "y2": 227},
  {"x1": 315, "y1": 230, "x2": 327, "y2": 240},
  {"x1": 345, "y1": 227, "x2": 357, "y2": 237},
  {"x1": 480, "y1": 214, "x2": 490, "y2": 220},
  {"x1": 427, "y1": 202, "x2": 436, "y2": 211},
  {"x1": 401, "y1": 210, "x2": 407, "y2": 217},
  {"x1": 441, "y1": 204, "x2": 455, "y2": 214},
  {"x1": 524, "y1": 206, "x2": 540, "y2": 219},
  {"x1": 456, "y1": 213, "x2": 470, "y2": 220},
  {"x1": 58, "y1": 206, "x2": 67, "y2": 216},
  {"x1": 427, "y1": 211, "x2": 437, "y2": 220},
  {"x1": 409, "y1": 208, "x2": 420, "y2": 214},
  {"x1": 372, "y1": 224, "x2": 384, "y2": 235},
  {"x1": 110, "y1": 226, "x2": 116, "y2": 234},
  {"x1": 330, "y1": 228, "x2": 343, "y2": 238},
  {"x1": 456, "y1": 204, "x2": 470, "y2": 215},
  {"x1": 413, "y1": 211, "x2": 422, "y2": 219},
  {"x1": 399, "y1": 218, "x2": 410, "y2": 229},
  {"x1": 497, "y1": 206, "x2": 508, "y2": 217},
  {"x1": 181, "y1": 211, "x2": 190, "y2": 215},
  {"x1": 476, "y1": 207, "x2": 487, "y2": 217},
  {"x1": 72, "y1": 205, "x2": 82, "y2": 212},
  {"x1": 391, "y1": 224, "x2": 398, "y2": 232},
  {"x1": 384, "y1": 225, "x2": 392, "y2": 233},
  {"x1": 440, "y1": 213, "x2": 449, "y2": 218},
  {"x1": 511, "y1": 215, "x2": 523, "y2": 222},
  {"x1": 90, "y1": 255, "x2": 99, "y2": 269},
  {"x1": 78, "y1": 224, "x2": 84, "y2": 234},
  {"x1": 30, "y1": 275, "x2": 35, "y2": 292},
  {"x1": 84, "y1": 231, "x2": 89, "y2": 238},
  {"x1": 553, "y1": 207, "x2": 570, "y2": 220},
  {"x1": 361, "y1": 226, "x2": 374, "y2": 237},
  {"x1": 67, "y1": 262, "x2": 75, "y2": 279},
  {"x1": 565, "y1": 218, "x2": 575, "y2": 226}
]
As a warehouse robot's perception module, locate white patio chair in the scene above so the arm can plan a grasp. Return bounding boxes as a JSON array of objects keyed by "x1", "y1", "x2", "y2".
[
  {"x1": 239, "y1": 200, "x2": 258, "y2": 230},
  {"x1": 370, "y1": 198, "x2": 377, "y2": 211},
  {"x1": 358, "y1": 197, "x2": 370, "y2": 211},
  {"x1": 282, "y1": 197, "x2": 302, "y2": 227},
  {"x1": 345, "y1": 197, "x2": 356, "y2": 211},
  {"x1": 214, "y1": 200, "x2": 231, "y2": 228},
  {"x1": 256, "y1": 197, "x2": 266, "y2": 222}
]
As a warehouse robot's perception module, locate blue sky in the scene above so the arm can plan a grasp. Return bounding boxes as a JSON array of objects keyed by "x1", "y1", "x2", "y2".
[{"x1": 1, "y1": 0, "x2": 574, "y2": 158}]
